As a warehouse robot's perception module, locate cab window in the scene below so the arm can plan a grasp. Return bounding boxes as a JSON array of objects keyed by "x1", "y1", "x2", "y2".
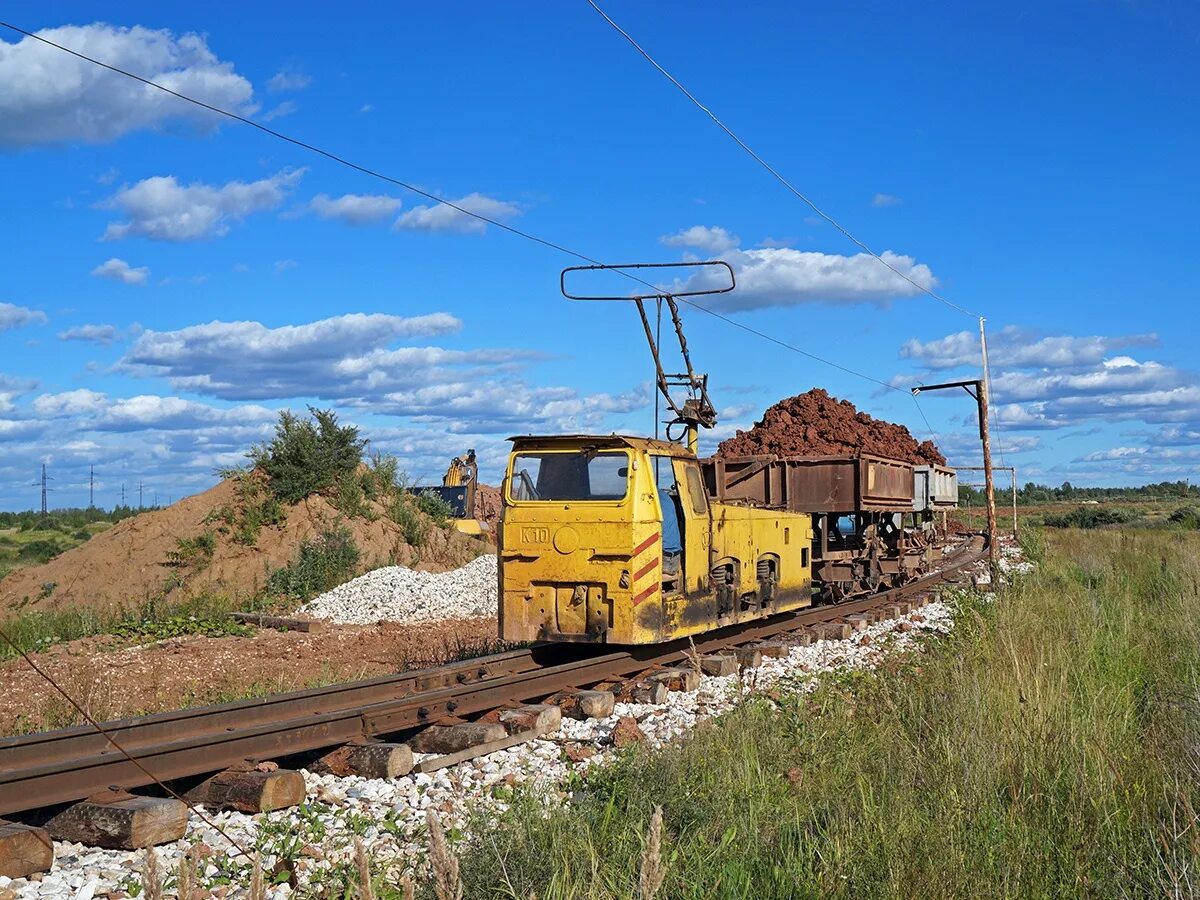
[
  {"x1": 684, "y1": 463, "x2": 708, "y2": 515},
  {"x1": 509, "y1": 451, "x2": 630, "y2": 501}
]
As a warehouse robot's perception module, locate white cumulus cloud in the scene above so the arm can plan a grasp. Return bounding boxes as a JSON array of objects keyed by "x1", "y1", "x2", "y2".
[
  {"x1": 661, "y1": 225, "x2": 740, "y2": 254},
  {"x1": 101, "y1": 169, "x2": 305, "y2": 241},
  {"x1": 266, "y1": 68, "x2": 311, "y2": 93},
  {"x1": 310, "y1": 193, "x2": 403, "y2": 225},
  {"x1": 0, "y1": 302, "x2": 47, "y2": 332},
  {"x1": 901, "y1": 326, "x2": 1159, "y2": 371},
  {"x1": 664, "y1": 227, "x2": 937, "y2": 310},
  {"x1": 394, "y1": 193, "x2": 520, "y2": 234},
  {"x1": 0, "y1": 24, "x2": 253, "y2": 146},
  {"x1": 91, "y1": 258, "x2": 149, "y2": 285},
  {"x1": 58, "y1": 323, "x2": 120, "y2": 345}
]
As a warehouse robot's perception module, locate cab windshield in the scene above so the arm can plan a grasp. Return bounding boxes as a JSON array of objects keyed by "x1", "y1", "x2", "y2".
[{"x1": 509, "y1": 450, "x2": 630, "y2": 501}]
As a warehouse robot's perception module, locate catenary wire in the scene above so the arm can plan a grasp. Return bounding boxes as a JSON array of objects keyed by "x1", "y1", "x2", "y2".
[
  {"x1": 584, "y1": 0, "x2": 983, "y2": 322},
  {"x1": 0, "y1": 18, "x2": 937, "y2": 419},
  {"x1": 0, "y1": 624, "x2": 254, "y2": 859}
]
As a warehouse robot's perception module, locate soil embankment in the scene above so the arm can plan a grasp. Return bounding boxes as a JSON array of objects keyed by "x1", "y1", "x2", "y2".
[
  {"x1": 0, "y1": 477, "x2": 486, "y2": 614},
  {"x1": 718, "y1": 388, "x2": 946, "y2": 464}
]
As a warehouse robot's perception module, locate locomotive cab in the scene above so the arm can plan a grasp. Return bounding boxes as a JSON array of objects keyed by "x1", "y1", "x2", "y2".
[{"x1": 499, "y1": 434, "x2": 813, "y2": 644}]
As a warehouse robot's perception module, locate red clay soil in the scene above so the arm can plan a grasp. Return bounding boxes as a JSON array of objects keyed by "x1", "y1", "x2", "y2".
[
  {"x1": 0, "y1": 477, "x2": 487, "y2": 614},
  {"x1": 475, "y1": 483, "x2": 503, "y2": 534},
  {"x1": 718, "y1": 388, "x2": 946, "y2": 465},
  {"x1": 0, "y1": 616, "x2": 502, "y2": 736}
]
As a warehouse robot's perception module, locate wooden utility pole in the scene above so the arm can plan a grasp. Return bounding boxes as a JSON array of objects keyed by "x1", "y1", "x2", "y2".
[
  {"x1": 978, "y1": 319, "x2": 1001, "y2": 582},
  {"x1": 911, "y1": 337, "x2": 1002, "y2": 582}
]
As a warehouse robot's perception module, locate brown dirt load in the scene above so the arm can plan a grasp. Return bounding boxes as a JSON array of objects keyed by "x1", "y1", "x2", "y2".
[
  {"x1": 0, "y1": 475, "x2": 486, "y2": 614},
  {"x1": 717, "y1": 388, "x2": 946, "y2": 465}
]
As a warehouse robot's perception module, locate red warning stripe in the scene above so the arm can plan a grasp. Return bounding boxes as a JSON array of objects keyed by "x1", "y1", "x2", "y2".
[
  {"x1": 633, "y1": 558, "x2": 658, "y2": 581},
  {"x1": 632, "y1": 532, "x2": 659, "y2": 557},
  {"x1": 632, "y1": 583, "x2": 658, "y2": 606}
]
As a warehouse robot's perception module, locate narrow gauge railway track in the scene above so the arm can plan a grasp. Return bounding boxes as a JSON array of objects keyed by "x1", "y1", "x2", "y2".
[{"x1": 0, "y1": 545, "x2": 983, "y2": 817}]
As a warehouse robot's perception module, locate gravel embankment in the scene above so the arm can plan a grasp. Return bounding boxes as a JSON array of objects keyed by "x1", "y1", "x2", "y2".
[{"x1": 300, "y1": 554, "x2": 497, "y2": 624}]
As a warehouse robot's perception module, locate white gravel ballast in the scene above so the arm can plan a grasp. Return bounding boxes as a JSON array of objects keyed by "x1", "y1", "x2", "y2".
[{"x1": 300, "y1": 553, "x2": 497, "y2": 624}]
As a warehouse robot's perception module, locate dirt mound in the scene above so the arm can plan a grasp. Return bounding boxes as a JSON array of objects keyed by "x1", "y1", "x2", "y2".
[
  {"x1": 0, "y1": 477, "x2": 486, "y2": 614},
  {"x1": 717, "y1": 388, "x2": 946, "y2": 465},
  {"x1": 475, "y1": 483, "x2": 502, "y2": 534}
]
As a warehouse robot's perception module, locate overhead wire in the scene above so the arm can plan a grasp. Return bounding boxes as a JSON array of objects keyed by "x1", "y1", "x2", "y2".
[
  {"x1": 0, "y1": 18, "x2": 934, "y2": 415},
  {"x1": 584, "y1": 0, "x2": 983, "y2": 322},
  {"x1": 0, "y1": 624, "x2": 254, "y2": 860}
]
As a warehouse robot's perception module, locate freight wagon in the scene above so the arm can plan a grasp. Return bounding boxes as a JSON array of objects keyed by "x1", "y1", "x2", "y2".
[{"x1": 701, "y1": 453, "x2": 939, "y2": 602}]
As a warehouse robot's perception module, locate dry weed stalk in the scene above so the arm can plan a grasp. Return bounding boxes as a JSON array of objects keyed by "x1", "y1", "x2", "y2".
[
  {"x1": 686, "y1": 636, "x2": 703, "y2": 673},
  {"x1": 140, "y1": 847, "x2": 164, "y2": 900},
  {"x1": 175, "y1": 847, "x2": 196, "y2": 900},
  {"x1": 426, "y1": 808, "x2": 464, "y2": 900},
  {"x1": 249, "y1": 852, "x2": 265, "y2": 900},
  {"x1": 354, "y1": 839, "x2": 375, "y2": 900},
  {"x1": 637, "y1": 805, "x2": 667, "y2": 900},
  {"x1": 398, "y1": 872, "x2": 415, "y2": 900}
]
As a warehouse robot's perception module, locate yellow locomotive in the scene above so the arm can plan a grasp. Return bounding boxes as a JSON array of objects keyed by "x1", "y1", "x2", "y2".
[
  {"x1": 497, "y1": 262, "x2": 949, "y2": 645},
  {"x1": 498, "y1": 433, "x2": 812, "y2": 643}
]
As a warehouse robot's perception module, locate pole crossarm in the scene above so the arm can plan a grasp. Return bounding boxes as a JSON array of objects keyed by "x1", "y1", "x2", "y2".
[{"x1": 910, "y1": 379, "x2": 981, "y2": 399}]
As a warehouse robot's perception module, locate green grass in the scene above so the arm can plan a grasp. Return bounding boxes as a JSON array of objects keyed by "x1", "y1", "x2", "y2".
[
  {"x1": 0, "y1": 592, "x2": 257, "y2": 660},
  {"x1": 444, "y1": 528, "x2": 1200, "y2": 898}
]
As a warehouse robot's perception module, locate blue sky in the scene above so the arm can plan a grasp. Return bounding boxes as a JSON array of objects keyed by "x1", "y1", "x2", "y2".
[{"x1": 1, "y1": 1, "x2": 1197, "y2": 510}]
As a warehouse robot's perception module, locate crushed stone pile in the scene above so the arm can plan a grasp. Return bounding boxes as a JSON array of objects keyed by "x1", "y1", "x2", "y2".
[
  {"x1": 300, "y1": 553, "x2": 497, "y2": 624},
  {"x1": 718, "y1": 388, "x2": 946, "y2": 465}
]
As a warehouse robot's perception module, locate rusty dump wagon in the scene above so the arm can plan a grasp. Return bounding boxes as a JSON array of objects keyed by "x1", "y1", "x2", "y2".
[
  {"x1": 701, "y1": 453, "x2": 934, "y2": 602},
  {"x1": 913, "y1": 464, "x2": 958, "y2": 512}
]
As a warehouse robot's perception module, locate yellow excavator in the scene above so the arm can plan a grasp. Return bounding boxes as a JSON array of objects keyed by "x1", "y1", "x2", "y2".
[{"x1": 411, "y1": 450, "x2": 486, "y2": 536}]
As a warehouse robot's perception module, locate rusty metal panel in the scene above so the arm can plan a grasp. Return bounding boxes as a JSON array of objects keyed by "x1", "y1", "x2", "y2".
[
  {"x1": 858, "y1": 456, "x2": 913, "y2": 509},
  {"x1": 914, "y1": 464, "x2": 957, "y2": 509},
  {"x1": 703, "y1": 454, "x2": 914, "y2": 513}
]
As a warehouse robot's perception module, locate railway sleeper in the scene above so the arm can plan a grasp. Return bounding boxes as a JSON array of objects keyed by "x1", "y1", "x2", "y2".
[
  {"x1": 184, "y1": 764, "x2": 307, "y2": 814},
  {"x1": 409, "y1": 723, "x2": 507, "y2": 755},
  {"x1": 650, "y1": 668, "x2": 701, "y2": 692},
  {"x1": 318, "y1": 742, "x2": 415, "y2": 780},
  {"x1": 0, "y1": 820, "x2": 52, "y2": 878},
  {"x1": 699, "y1": 654, "x2": 738, "y2": 677},
  {"x1": 45, "y1": 791, "x2": 187, "y2": 850},
  {"x1": 590, "y1": 678, "x2": 669, "y2": 705},
  {"x1": 554, "y1": 690, "x2": 616, "y2": 721}
]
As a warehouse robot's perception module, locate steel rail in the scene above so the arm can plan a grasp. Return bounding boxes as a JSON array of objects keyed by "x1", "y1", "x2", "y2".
[{"x1": 0, "y1": 547, "x2": 981, "y2": 815}]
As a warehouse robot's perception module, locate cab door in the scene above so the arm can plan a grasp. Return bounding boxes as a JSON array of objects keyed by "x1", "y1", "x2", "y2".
[{"x1": 672, "y1": 458, "x2": 711, "y2": 596}]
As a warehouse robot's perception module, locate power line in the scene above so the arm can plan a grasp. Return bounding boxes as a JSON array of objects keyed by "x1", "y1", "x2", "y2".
[
  {"x1": 0, "y1": 624, "x2": 254, "y2": 860},
  {"x1": 584, "y1": 0, "x2": 983, "y2": 322},
  {"x1": 0, "y1": 18, "x2": 939, "y2": 433}
]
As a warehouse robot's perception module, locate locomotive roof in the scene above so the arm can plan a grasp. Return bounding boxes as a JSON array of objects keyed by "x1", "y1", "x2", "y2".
[{"x1": 506, "y1": 433, "x2": 694, "y2": 456}]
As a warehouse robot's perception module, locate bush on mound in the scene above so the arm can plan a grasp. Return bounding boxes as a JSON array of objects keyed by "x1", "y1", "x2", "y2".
[{"x1": 250, "y1": 407, "x2": 366, "y2": 503}]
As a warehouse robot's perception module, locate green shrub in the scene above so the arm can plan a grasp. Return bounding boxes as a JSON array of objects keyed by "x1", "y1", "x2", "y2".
[
  {"x1": 1042, "y1": 506, "x2": 1140, "y2": 528},
  {"x1": 333, "y1": 470, "x2": 370, "y2": 518},
  {"x1": 166, "y1": 531, "x2": 217, "y2": 567},
  {"x1": 265, "y1": 526, "x2": 361, "y2": 600},
  {"x1": 249, "y1": 408, "x2": 366, "y2": 503},
  {"x1": 388, "y1": 496, "x2": 428, "y2": 547},
  {"x1": 415, "y1": 489, "x2": 453, "y2": 527},
  {"x1": 18, "y1": 538, "x2": 64, "y2": 564},
  {"x1": 362, "y1": 452, "x2": 401, "y2": 500},
  {"x1": 1169, "y1": 506, "x2": 1200, "y2": 529}
]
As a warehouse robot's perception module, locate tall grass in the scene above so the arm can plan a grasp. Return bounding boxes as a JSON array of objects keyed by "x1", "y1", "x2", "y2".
[{"x1": 451, "y1": 529, "x2": 1200, "y2": 898}]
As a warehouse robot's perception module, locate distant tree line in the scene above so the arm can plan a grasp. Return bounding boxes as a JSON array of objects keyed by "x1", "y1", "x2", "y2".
[
  {"x1": 958, "y1": 480, "x2": 1196, "y2": 506},
  {"x1": 0, "y1": 505, "x2": 151, "y2": 532}
]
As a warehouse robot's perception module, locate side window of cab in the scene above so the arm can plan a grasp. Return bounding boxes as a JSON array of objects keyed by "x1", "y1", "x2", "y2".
[{"x1": 681, "y1": 461, "x2": 708, "y2": 515}]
